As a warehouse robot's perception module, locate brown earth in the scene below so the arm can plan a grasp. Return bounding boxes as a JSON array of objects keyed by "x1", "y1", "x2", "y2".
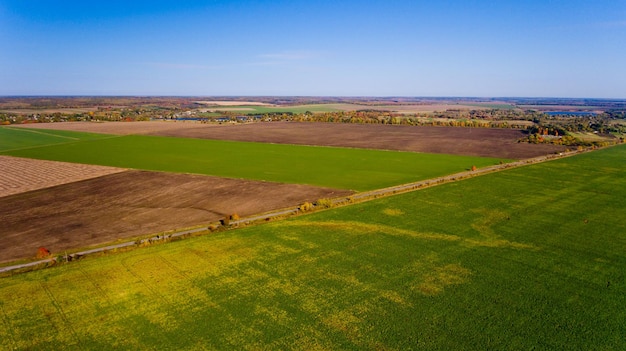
[
  {"x1": 2, "y1": 121, "x2": 565, "y2": 263},
  {"x1": 194, "y1": 101, "x2": 274, "y2": 106},
  {"x1": 0, "y1": 156, "x2": 126, "y2": 198},
  {"x1": 12, "y1": 121, "x2": 566, "y2": 158},
  {"x1": 148, "y1": 122, "x2": 566, "y2": 159},
  {"x1": 8, "y1": 120, "x2": 215, "y2": 135},
  {"x1": 0, "y1": 170, "x2": 351, "y2": 263}
]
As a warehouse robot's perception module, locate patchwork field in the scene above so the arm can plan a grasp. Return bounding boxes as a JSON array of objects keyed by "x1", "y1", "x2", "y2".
[
  {"x1": 194, "y1": 100, "x2": 274, "y2": 106},
  {"x1": 147, "y1": 122, "x2": 564, "y2": 159},
  {"x1": 7, "y1": 121, "x2": 566, "y2": 158},
  {"x1": 1, "y1": 145, "x2": 624, "y2": 350},
  {"x1": 0, "y1": 170, "x2": 350, "y2": 263},
  {"x1": 2, "y1": 131, "x2": 503, "y2": 191},
  {"x1": 197, "y1": 102, "x2": 495, "y2": 114},
  {"x1": 1, "y1": 125, "x2": 503, "y2": 262}
]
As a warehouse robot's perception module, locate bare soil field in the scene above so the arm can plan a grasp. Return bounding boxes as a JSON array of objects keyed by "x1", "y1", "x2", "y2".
[
  {"x1": 194, "y1": 100, "x2": 274, "y2": 106},
  {"x1": 0, "y1": 170, "x2": 351, "y2": 263},
  {"x1": 149, "y1": 122, "x2": 566, "y2": 159},
  {"x1": 8, "y1": 121, "x2": 216, "y2": 135},
  {"x1": 0, "y1": 156, "x2": 126, "y2": 198},
  {"x1": 11, "y1": 121, "x2": 565, "y2": 158},
  {"x1": 209, "y1": 107, "x2": 257, "y2": 111}
]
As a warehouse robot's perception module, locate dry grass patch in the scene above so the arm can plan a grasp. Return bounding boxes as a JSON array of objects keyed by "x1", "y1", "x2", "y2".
[
  {"x1": 382, "y1": 208, "x2": 404, "y2": 216},
  {"x1": 414, "y1": 264, "x2": 472, "y2": 296}
]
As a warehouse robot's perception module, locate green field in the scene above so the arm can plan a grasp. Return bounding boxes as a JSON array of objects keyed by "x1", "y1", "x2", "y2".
[
  {"x1": 0, "y1": 126, "x2": 111, "y2": 152},
  {"x1": 1, "y1": 129, "x2": 501, "y2": 191},
  {"x1": 1, "y1": 145, "x2": 624, "y2": 350}
]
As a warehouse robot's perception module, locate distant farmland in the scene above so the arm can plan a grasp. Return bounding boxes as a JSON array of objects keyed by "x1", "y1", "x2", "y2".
[
  {"x1": 199, "y1": 103, "x2": 348, "y2": 114},
  {"x1": 0, "y1": 126, "x2": 110, "y2": 152},
  {"x1": 197, "y1": 102, "x2": 496, "y2": 114},
  {"x1": 1, "y1": 144, "x2": 624, "y2": 350},
  {"x1": 1, "y1": 125, "x2": 503, "y2": 262},
  {"x1": 1, "y1": 130, "x2": 503, "y2": 191},
  {"x1": 7, "y1": 121, "x2": 566, "y2": 158}
]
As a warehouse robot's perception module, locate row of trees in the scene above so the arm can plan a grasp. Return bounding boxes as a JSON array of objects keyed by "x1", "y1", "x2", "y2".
[
  {"x1": 2, "y1": 105, "x2": 624, "y2": 147},
  {"x1": 263, "y1": 110, "x2": 535, "y2": 129},
  {"x1": 0, "y1": 106, "x2": 181, "y2": 124}
]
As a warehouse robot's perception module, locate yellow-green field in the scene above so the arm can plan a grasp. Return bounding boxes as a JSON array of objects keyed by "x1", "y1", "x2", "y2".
[{"x1": 1, "y1": 145, "x2": 624, "y2": 350}]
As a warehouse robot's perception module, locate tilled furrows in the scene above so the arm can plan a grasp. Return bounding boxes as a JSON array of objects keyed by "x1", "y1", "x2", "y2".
[{"x1": 0, "y1": 156, "x2": 126, "y2": 198}]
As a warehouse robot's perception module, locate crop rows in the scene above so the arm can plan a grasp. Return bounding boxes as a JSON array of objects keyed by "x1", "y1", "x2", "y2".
[{"x1": 0, "y1": 156, "x2": 126, "y2": 198}]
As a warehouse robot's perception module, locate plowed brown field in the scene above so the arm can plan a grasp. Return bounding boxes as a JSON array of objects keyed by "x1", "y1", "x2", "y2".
[
  {"x1": 3, "y1": 121, "x2": 564, "y2": 262},
  {"x1": 11, "y1": 121, "x2": 565, "y2": 158},
  {"x1": 148, "y1": 122, "x2": 565, "y2": 159},
  {"x1": 0, "y1": 170, "x2": 351, "y2": 263},
  {"x1": 9, "y1": 120, "x2": 213, "y2": 135},
  {"x1": 0, "y1": 156, "x2": 126, "y2": 198}
]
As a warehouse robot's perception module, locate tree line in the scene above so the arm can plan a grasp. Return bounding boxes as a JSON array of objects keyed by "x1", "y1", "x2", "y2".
[{"x1": 2, "y1": 106, "x2": 624, "y2": 146}]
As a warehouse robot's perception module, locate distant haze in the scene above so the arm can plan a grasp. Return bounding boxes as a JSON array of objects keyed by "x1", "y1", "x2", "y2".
[{"x1": 1, "y1": 0, "x2": 625, "y2": 98}]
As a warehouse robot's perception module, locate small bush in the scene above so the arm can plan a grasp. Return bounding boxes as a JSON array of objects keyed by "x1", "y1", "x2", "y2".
[
  {"x1": 299, "y1": 202, "x2": 313, "y2": 212},
  {"x1": 315, "y1": 198, "x2": 334, "y2": 209},
  {"x1": 36, "y1": 247, "x2": 51, "y2": 259},
  {"x1": 220, "y1": 217, "x2": 230, "y2": 226}
]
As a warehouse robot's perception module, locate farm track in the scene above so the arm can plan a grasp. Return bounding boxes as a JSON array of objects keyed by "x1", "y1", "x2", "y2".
[
  {"x1": 0, "y1": 147, "x2": 589, "y2": 275},
  {"x1": 40, "y1": 282, "x2": 82, "y2": 346},
  {"x1": 346, "y1": 151, "x2": 577, "y2": 202}
]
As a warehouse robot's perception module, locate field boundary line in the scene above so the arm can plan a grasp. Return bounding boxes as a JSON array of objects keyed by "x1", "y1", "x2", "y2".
[
  {"x1": 0, "y1": 155, "x2": 128, "y2": 199},
  {"x1": 4, "y1": 126, "x2": 81, "y2": 140},
  {"x1": 330, "y1": 147, "x2": 601, "y2": 206},
  {"x1": 0, "y1": 130, "x2": 122, "y2": 153},
  {"x1": 0, "y1": 146, "x2": 608, "y2": 276}
]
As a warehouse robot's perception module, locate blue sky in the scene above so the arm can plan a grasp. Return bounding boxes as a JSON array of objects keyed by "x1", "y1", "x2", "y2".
[{"x1": 1, "y1": 0, "x2": 625, "y2": 97}]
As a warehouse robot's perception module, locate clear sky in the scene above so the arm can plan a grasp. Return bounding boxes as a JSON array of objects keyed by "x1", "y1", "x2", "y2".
[{"x1": 1, "y1": 0, "x2": 625, "y2": 97}]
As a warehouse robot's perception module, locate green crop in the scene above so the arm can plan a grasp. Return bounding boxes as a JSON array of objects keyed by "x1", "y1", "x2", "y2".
[
  {"x1": 2, "y1": 132, "x2": 502, "y2": 191},
  {"x1": 0, "y1": 126, "x2": 110, "y2": 152},
  {"x1": 1, "y1": 145, "x2": 624, "y2": 350}
]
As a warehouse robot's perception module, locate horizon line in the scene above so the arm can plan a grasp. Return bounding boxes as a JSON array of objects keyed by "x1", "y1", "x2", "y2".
[{"x1": 2, "y1": 95, "x2": 625, "y2": 101}]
